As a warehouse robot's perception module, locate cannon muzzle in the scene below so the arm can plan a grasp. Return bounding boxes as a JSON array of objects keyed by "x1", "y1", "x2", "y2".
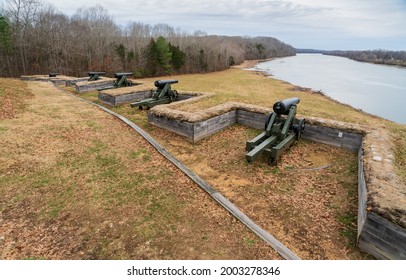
[
  {"x1": 273, "y1": 97, "x2": 300, "y2": 115},
  {"x1": 154, "y1": 79, "x2": 178, "y2": 89}
]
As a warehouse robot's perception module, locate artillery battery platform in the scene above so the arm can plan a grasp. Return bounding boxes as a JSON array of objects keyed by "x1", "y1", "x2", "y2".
[{"x1": 130, "y1": 80, "x2": 178, "y2": 109}]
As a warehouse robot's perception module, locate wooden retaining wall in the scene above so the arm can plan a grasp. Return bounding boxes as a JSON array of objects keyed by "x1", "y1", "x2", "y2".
[
  {"x1": 65, "y1": 77, "x2": 88, "y2": 86},
  {"x1": 302, "y1": 124, "x2": 363, "y2": 152},
  {"x1": 20, "y1": 75, "x2": 74, "y2": 86},
  {"x1": 236, "y1": 110, "x2": 266, "y2": 130},
  {"x1": 236, "y1": 110, "x2": 363, "y2": 151},
  {"x1": 149, "y1": 111, "x2": 237, "y2": 142},
  {"x1": 150, "y1": 110, "x2": 363, "y2": 150},
  {"x1": 358, "y1": 145, "x2": 367, "y2": 242},
  {"x1": 75, "y1": 80, "x2": 115, "y2": 93},
  {"x1": 99, "y1": 90, "x2": 153, "y2": 106},
  {"x1": 358, "y1": 212, "x2": 406, "y2": 259},
  {"x1": 194, "y1": 111, "x2": 237, "y2": 142},
  {"x1": 98, "y1": 91, "x2": 195, "y2": 107},
  {"x1": 148, "y1": 108, "x2": 406, "y2": 259}
]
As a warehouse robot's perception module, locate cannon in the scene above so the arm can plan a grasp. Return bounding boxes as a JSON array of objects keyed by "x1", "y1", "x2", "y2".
[
  {"x1": 245, "y1": 97, "x2": 305, "y2": 164},
  {"x1": 154, "y1": 79, "x2": 178, "y2": 89},
  {"x1": 130, "y1": 79, "x2": 179, "y2": 109},
  {"x1": 88, "y1": 71, "x2": 105, "y2": 81},
  {"x1": 114, "y1": 72, "x2": 134, "y2": 87}
]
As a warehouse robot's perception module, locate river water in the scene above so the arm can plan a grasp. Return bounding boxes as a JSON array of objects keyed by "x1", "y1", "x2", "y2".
[{"x1": 252, "y1": 54, "x2": 406, "y2": 124}]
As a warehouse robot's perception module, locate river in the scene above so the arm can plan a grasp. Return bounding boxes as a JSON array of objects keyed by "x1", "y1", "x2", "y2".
[{"x1": 251, "y1": 54, "x2": 406, "y2": 124}]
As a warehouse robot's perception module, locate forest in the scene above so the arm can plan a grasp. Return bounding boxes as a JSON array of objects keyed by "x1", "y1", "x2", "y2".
[
  {"x1": 0, "y1": 0, "x2": 296, "y2": 78},
  {"x1": 322, "y1": 50, "x2": 406, "y2": 67}
]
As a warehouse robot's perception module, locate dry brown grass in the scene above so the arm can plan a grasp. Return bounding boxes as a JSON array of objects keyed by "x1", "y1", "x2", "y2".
[
  {"x1": 74, "y1": 71, "x2": 380, "y2": 259},
  {"x1": 0, "y1": 78, "x2": 33, "y2": 119},
  {"x1": 0, "y1": 80, "x2": 282, "y2": 260},
  {"x1": 100, "y1": 81, "x2": 154, "y2": 96},
  {"x1": 4, "y1": 64, "x2": 404, "y2": 260}
]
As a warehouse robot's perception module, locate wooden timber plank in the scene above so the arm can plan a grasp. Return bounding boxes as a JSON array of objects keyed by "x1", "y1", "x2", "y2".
[
  {"x1": 358, "y1": 231, "x2": 394, "y2": 259},
  {"x1": 237, "y1": 110, "x2": 267, "y2": 130},
  {"x1": 303, "y1": 125, "x2": 362, "y2": 151},
  {"x1": 114, "y1": 91, "x2": 152, "y2": 105},
  {"x1": 148, "y1": 114, "x2": 194, "y2": 141},
  {"x1": 363, "y1": 213, "x2": 406, "y2": 246},
  {"x1": 65, "y1": 77, "x2": 88, "y2": 86},
  {"x1": 98, "y1": 93, "x2": 115, "y2": 106},
  {"x1": 302, "y1": 132, "x2": 361, "y2": 151},
  {"x1": 358, "y1": 231, "x2": 406, "y2": 259},
  {"x1": 193, "y1": 111, "x2": 236, "y2": 142},
  {"x1": 359, "y1": 212, "x2": 406, "y2": 259},
  {"x1": 76, "y1": 81, "x2": 114, "y2": 93},
  {"x1": 55, "y1": 85, "x2": 300, "y2": 260},
  {"x1": 358, "y1": 145, "x2": 367, "y2": 239}
]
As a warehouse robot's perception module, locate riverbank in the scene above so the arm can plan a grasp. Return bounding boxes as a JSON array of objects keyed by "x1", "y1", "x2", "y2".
[
  {"x1": 322, "y1": 51, "x2": 406, "y2": 68},
  {"x1": 252, "y1": 54, "x2": 406, "y2": 124}
]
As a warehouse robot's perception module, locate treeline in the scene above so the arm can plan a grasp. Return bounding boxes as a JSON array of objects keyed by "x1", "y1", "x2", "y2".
[
  {"x1": 322, "y1": 50, "x2": 406, "y2": 67},
  {"x1": 0, "y1": 1, "x2": 295, "y2": 78}
]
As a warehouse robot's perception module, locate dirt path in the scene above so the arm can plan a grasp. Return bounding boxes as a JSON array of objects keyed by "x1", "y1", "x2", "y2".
[{"x1": 0, "y1": 81, "x2": 282, "y2": 259}]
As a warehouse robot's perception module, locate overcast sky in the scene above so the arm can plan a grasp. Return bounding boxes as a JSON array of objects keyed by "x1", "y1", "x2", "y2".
[{"x1": 48, "y1": 0, "x2": 406, "y2": 50}]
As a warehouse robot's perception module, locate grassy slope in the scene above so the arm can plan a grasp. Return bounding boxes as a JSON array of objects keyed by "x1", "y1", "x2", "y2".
[
  {"x1": 2, "y1": 66, "x2": 404, "y2": 259},
  {"x1": 0, "y1": 77, "x2": 33, "y2": 119},
  {"x1": 74, "y1": 69, "x2": 380, "y2": 259},
  {"x1": 0, "y1": 78, "x2": 281, "y2": 260}
]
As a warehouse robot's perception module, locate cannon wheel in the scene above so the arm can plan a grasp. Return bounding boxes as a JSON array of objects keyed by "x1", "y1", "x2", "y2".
[
  {"x1": 264, "y1": 112, "x2": 274, "y2": 130},
  {"x1": 296, "y1": 119, "x2": 306, "y2": 140}
]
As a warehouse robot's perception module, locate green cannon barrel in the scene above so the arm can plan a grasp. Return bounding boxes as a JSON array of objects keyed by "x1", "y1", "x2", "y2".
[
  {"x1": 154, "y1": 79, "x2": 178, "y2": 89},
  {"x1": 273, "y1": 97, "x2": 300, "y2": 115},
  {"x1": 88, "y1": 71, "x2": 105, "y2": 76},
  {"x1": 114, "y1": 72, "x2": 133, "y2": 78}
]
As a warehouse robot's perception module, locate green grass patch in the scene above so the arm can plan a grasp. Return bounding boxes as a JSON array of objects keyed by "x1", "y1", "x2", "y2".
[
  {"x1": 87, "y1": 139, "x2": 107, "y2": 154},
  {"x1": 86, "y1": 120, "x2": 102, "y2": 131},
  {"x1": 245, "y1": 238, "x2": 256, "y2": 246},
  {"x1": 32, "y1": 174, "x2": 53, "y2": 189},
  {"x1": 339, "y1": 214, "x2": 357, "y2": 247},
  {"x1": 129, "y1": 148, "x2": 147, "y2": 159}
]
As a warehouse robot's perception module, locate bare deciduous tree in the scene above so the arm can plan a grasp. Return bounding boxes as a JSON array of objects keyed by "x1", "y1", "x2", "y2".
[{"x1": 1, "y1": 2, "x2": 297, "y2": 77}]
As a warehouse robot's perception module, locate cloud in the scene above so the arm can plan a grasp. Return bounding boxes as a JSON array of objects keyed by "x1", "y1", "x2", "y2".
[{"x1": 47, "y1": 0, "x2": 406, "y2": 49}]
